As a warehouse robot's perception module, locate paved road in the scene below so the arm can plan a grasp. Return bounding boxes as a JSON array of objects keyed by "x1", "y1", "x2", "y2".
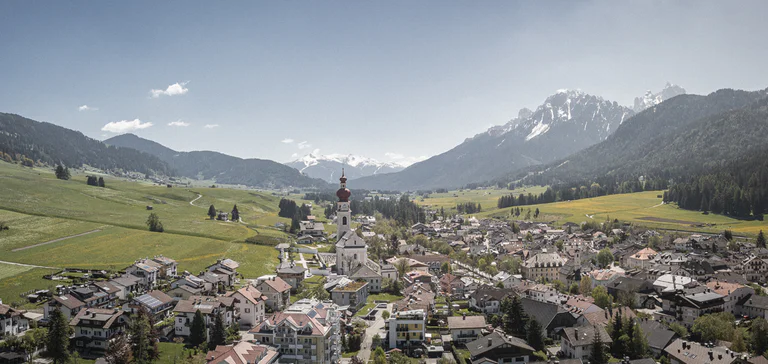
[
  {"x1": 0, "y1": 260, "x2": 59, "y2": 269},
  {"x1": 297, "y1": 253, "x2": 311, "y2": 277},
  {"x1": 11, "y1": 229, "x2": 102, "y2": 252},
  {"x1": 189, "y1": 194, "x2": 202, "y2": 206},
  {"x1": 356, "y1": 303, "x2": 391, "y2": 363}
]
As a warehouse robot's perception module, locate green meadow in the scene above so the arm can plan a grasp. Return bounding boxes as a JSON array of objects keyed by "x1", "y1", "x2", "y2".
[
  {"x1": 0, "y1": 162, "x2": 300, "y2": 301},
  {"x1": 481, "y1": 190, "x2": 768, "y2": 236}
]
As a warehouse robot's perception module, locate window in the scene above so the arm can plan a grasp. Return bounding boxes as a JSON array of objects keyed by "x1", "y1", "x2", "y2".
[
  {"x1": 342, "y1": 216, "x2": 347, "y2": 225},
  {"x1": 245, "y1": 308, "x2": 250, "y2": 313}
]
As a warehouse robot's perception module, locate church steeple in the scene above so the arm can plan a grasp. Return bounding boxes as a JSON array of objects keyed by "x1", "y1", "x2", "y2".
[{"x1": 336, "y1": 169, "x2": 351, "y2": 236}]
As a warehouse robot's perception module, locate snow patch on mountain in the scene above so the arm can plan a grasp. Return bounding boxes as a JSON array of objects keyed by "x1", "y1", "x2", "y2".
[{"x1": 633, "y1": 82, "x2": 686, "y2": 112}]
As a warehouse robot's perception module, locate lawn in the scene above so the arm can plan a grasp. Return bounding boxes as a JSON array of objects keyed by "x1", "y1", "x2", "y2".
[
  {"x1": 0, "y1": 162, "x2": 288, "y2": 297},
  {"x1": 157, "y1": 342, "x2": 187, "y2": 364},
  {"x1": 369, "y1": 293, "x2": 403, "y2": 302},
  {"x1": 0, "y1": 268, "x2": 59, "y2": 307},
  {"x1": 415, "y1": 186, "x2": 548, "y2": 213},
  {"x1": 484, "y1": 190, "x2": 768, "y2": 236},
  {"x1": 0, "y1": 262, "x2": 33, "y2": 281}
]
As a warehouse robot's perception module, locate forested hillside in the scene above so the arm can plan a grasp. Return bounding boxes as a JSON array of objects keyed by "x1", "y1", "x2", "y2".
[{"x1": 0, "y1": 113, "x2": 172, "y2": 175}]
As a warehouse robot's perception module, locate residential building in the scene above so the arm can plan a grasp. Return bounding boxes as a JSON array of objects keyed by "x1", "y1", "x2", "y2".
[
  {"x1": 521, "y1": 298, "x2": 579, "y2": 338},
  {"x1": 227, "y1": 284, "x2": 267, "y2": 328},
  {"x1": 447, "y1": 314, "x2": 486, "y2": 345},
  {"x1": 124, "y1": 290, "x2": 174, "y2": 320},
  {"x1": 125, "y1": 260, "x2": 159, "y2": 289},
  {"x1": 380, "y1": 264, "x2": 398, "y2": 281},
  {"x1": 173, "y1": 296, "x2": 238, "y2": 338},
  {"x1": 109, "y1": 275, "x2": 142, "y2": 300},
  {"x1": 638, "y1": 319, "x2": 679, "y2": 357},
  {"x1": 250, "y1": 299, "x2": 341, "y2": 364},
  {"x1": 466, "y1": 331, "x2": 535, "y2": 364},
  {"x1": 743, "y1": 256, "x2": 768, "y2": 284},
  {"x1": 387, "y1": 309, "x2": 426, "y2": 351},
  {"x1": 522, "y1": 252, "x2": 567, "y2": 281},
  {"x1": 439, "y1": 273, "x2": 464, "y2": 298},
  {"x1": 45, "y1": 294, "x2": 85, "y2": 320},
  {"x1": 664, "y1": 339, "x2": 741, "y2": 364},
  {"x1": 299, "y1": 216, "x2": 326, "y2": 238},
  {"x1": 277, "y1": 261, "x2": 307, "y2": 293},
  {"x1": 330, "y1": 281, "x2": 369, "y2": 312},
  {"x1": 560, "y1": 325, "x2": 612, "y2": 361},
  {"x1": 740, "y1": 295, "x2": 768, "y2": 319},
  {"x1": 256, "y1": 276, "x2": 292, "y2": 312},
  {"x1": 658, "y1": 291, "x2": 725, "y2": 328},
  {"x1": 205, "y1": 342, "x2": 279, "y2": 364},
  {"x1": 705, "y1": 281, "x2": 754, "y2": 315},
  {"x1": 151, "y1": 255, "x2": 178, "y2": 278},
  {"x1": 207, "y1": 259, "x2": 240, "y2": 287},
  {"x1": 468, "y1": 285, "x2": 511, "y2": 315},
  {"x1": 70, "y1": 308, "x2": 129, "y2": 357},
  {"x1": 626, "y1": 247, "x2": 658, "y2": 269},
  {"x1": 349, "y1": 265, "x2": 382, "y2": 293},
  {"x1": 0, "y1": 304, "x2": 28, "y2": 339}
]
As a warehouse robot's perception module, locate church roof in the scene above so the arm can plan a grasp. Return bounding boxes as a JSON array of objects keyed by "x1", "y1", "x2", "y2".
[{"x1": 336, "y1": 231, "x2": 367, "y2": 248}]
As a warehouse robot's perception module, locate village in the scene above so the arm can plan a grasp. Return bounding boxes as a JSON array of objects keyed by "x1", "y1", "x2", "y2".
[{"x1": 2, "y1": 173, "x2": 768, "y2": 364}]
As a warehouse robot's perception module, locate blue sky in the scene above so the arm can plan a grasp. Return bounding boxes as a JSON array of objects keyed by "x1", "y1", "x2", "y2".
[{"x1": 1, "y1": 1, "x2": 767, "y2": 164}]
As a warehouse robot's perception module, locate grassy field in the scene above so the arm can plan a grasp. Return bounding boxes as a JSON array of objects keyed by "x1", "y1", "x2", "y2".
[
  {"x1": 415, "y1": 186, "x2": 548, "y2": 212},
  {"x1": 0, "y1": 268, "x2": 59, "y2": 306},
  {"x1": 481, "y1": 190, "x2": 768, "y2": 236},
  {"x1": 0, "y1": 162, "x2": 296, "y2": 300}
]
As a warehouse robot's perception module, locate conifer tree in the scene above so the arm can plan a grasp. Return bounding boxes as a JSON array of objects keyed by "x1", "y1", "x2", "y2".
[
  {"x1": 757, "y1": 230, "x2": 767, "y2": 248},
  {"x1": 208, "y1": 205, "x2": 217, "y2": 220},
  {"x1": 209, "y1": 313, "x2": 227, "y2": 349},
  {"x1": 231, "y1": 205, "x2": 240, "y2": 222},
  {"x1": 526, "y1": 319, "x2": 545, "y2": 351},
  {"x1": 190, "y1": 310, "x2": 207, "y2": 348},
  {"x1": 45, "y1": 309, "x2": 71, "y2": 364},
  {"x1": 129, "y1": 308, "x2": 159, "y2": 363},
  {"x1": 590, "y1": 326, "x2": 609, "y2": 364}
]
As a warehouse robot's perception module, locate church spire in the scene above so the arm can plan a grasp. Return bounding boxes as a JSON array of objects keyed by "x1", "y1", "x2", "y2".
[{"x1": 336, "y1": 168, "x2": 350, "y2": 202}]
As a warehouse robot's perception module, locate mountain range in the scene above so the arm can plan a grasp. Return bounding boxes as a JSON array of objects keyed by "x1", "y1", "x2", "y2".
[
  {"x1": 516, "y1": 87, "x2": 768, "y2": 186},
  {"x1": 104, "y1": 134, "x2": 329, "y2": 189},
  {"x1": 285, "y1": 152, "x2": 405, "y2": 183},
  {"x1": 0, "y1": 113, "x2": 171, "y2": 175}
]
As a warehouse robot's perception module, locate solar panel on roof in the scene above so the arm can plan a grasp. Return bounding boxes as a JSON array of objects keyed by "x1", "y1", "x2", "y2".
[
  {"x1": 307, "y1": 310, "x2": 317, "y2": 318},
  {"x1": 136, "y1": 294, "x2": 163, "y2": 308}
]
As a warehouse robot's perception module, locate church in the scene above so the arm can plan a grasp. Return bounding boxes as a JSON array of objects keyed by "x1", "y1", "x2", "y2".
[{"x1": 332, "y1": 170, "x2": 382, "y2": 288}]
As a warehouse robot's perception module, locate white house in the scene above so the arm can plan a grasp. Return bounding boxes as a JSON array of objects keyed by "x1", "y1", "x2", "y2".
[
  {"x1": 560, "y1": 325, "x2": 612, "y2": 361},
  {"x1": 227, "y1": 285, "x2": 267, "y2": 329}
]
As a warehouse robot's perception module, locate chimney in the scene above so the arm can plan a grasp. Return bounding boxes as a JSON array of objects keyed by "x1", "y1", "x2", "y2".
[
  {"x1": 574, "y1": 328, "x2": 579, "y2": 338},
  {"x1": 488, "y1": 337, "x2": 493, "y2": 347}
]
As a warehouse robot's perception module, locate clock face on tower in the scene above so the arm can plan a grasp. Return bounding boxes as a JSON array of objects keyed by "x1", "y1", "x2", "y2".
[{"x1": 339, "y1": 203, "x2": 349, "y2": 211}]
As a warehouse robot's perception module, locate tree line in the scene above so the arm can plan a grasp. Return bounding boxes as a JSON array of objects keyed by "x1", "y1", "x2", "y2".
[
  {"x1": 663, "y1": 153, "x2": 768, "y2": 218},
  {"x1": 350, "y1": 195, "x2": 425, "y2": 226},
  {"x1": 456, "y1": 202, "x2": 481, "y2": 214}
]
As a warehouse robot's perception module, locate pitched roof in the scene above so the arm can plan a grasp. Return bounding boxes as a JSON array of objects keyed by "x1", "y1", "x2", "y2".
[
  {"x1": 638, "y1": 319, "x2": 679, "y2": 351},
  {"x1": 258, "y1": 277, "x2": 292, "y2": 293},
  {"x1": 583, "y1": 306, "x2": 635, "y2": 327},
  {"x1": 228, "y1": 285, "x2": 266, "y2": 305},
  {"x1": 69, "y1": 308, "x2": 125, "y2": 328},
  {"x1": 466, "y1": 331, "x2": 534, "y2": 358},
  {"x1": 447, "y1": 315, "x2": 486, "y2": 329},
  {"x1": 561, "y1": 325, "x2": 612, "y2": 346},
  {"x1": 350, "y1": 265, "x2": 381, "y2": 279},
  {"x1": 134, "y1": 290, "x2": 174, "y2": 309},
  {"x1": 52, "y1": 294, "x2": 86, "y2": 309},
  {"x1": 664, "y1": 338, "x2": 740, "y2": 364},
  {"x1": 206, "y1": 342, "x2": 278, "y2": 364}
]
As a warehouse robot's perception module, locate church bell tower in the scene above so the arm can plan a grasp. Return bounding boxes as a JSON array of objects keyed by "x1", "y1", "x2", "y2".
[{"x1": 336, "y1": 169, "x2": 352, "y2": 237}]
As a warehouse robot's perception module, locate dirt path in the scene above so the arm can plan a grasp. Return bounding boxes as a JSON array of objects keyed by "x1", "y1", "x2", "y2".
[
  {"x1": 0, "y1": 260, "x2": 59, "y2": 269},
  {"x1": 11, "y1": 229, "x2": 102, "y2": 252},
  {"x1": 190, "y1": 194, "x2": 203, "y2": 207}
]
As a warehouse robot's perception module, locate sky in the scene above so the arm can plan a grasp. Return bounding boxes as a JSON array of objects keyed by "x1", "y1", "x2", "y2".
[{"x1": 1, "y1": 1, "x2": 767, "y2": 166}]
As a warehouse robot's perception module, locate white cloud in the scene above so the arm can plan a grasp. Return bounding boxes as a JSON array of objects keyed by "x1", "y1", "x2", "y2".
[
  {"x1": 291, "y1": 153, "x2": 298, "y2": 159},
  {"x1": 78, "y1": 105, "x2": 97, "y2": 111},
  {"x1": 150, "y1": 81, "x2": 189, "y2": 98},
  {"x1": 101, "y1": 119, "x2": 153, "y2": 133},
  {"x1": 385, "y1": 152, "x2": 427, "y2": 167},
  {"x1": 385, "y1": 152, "x2": 405, "y2": 160},
  {"x1": 168, "y1": 120, "x2": 190, "y2": 127},
  {"x1": 281, "y1": 138, "x2": 295, "y2": 144},
  {"x1": 297, "y1": 141, "x2": 311, "y2": 149},
  {"x1": 203, "y1": 124, "x2": 219, "y2": 129}
]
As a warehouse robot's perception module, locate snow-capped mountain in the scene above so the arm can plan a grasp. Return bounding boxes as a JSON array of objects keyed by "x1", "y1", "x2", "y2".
[
  {"x1": 633, "y1": 82, "x2": 686, "y2": 112},
  {"x1": 286, "y1": 152, "x2": 405, "y2": 182},
  {"x1": 354, "y1": 89, "x2": 634, "y2": 191}
]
